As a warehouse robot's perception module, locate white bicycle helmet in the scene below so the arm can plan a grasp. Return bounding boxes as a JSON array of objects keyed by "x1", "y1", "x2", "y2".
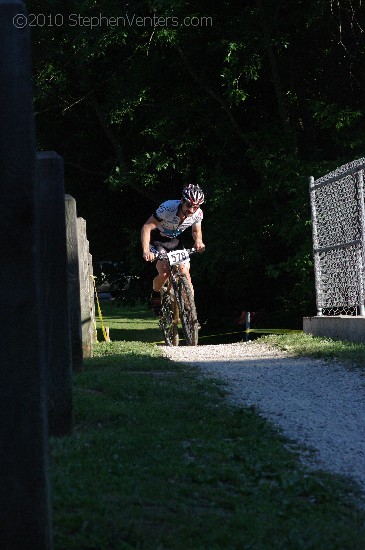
[{"x1": 182, "y1": 184, "x2": 205, "y2": 205}]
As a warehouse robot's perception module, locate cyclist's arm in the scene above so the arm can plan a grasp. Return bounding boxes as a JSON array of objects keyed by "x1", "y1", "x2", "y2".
[
  {"x1": 141, "y1": 215, "x2": 159, "y2": 261},
  {"x1": 192, "y1": 223, "x2": 205, "y2": 251}
]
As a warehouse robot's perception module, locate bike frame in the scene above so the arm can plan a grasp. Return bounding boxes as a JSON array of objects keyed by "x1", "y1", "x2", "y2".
[{"x1": 156, "y1": 248, "x2": 199, "y2": 346}]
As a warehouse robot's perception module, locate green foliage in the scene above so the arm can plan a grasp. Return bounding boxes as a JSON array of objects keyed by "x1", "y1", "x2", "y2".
[
  {"x1": 310, "y1": 101, "x2": 362, "y2": 131},
  {"x1": 221, "y1": 40, "x2": 260, "y2": 104}
]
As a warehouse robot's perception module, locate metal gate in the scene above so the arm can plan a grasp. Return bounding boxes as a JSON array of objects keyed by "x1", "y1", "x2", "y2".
[{"x1": 309, "y1": 158, "x2": 365, "y2": 316}]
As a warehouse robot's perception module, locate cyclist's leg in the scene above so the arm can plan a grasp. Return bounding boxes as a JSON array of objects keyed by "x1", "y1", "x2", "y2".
[
  {"x1": 153, "y1": 259, "x2": 170, "y2": 291},
  {"x1": 146, "y1": 245, "x2": 166, "y2": 315},
  {"x1": 148, "y1": 243, "x2": 170, "y2": 292}
]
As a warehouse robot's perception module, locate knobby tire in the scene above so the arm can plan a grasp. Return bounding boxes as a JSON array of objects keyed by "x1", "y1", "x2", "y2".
[
  {"x1": 159, "y1": 285, "x2": 179, "y2": 346},
  {"x1": 175, "y1": 275, "x2": 199, "y2": 346}
]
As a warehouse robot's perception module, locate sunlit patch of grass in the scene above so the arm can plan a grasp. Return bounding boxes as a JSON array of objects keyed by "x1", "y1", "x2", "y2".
[{"x1": 262, "y1": 332, "x2": 365, "y2": 369}]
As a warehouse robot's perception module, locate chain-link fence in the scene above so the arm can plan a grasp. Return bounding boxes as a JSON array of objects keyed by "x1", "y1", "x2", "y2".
[{"x1": 309, "y1": 158, "x2": 365, "y2": 316}]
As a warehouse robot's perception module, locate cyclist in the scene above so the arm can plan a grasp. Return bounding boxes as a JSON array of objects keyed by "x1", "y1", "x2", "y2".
[{"x1": 141, "y1": 184, "x2": 205, "y2": 315}]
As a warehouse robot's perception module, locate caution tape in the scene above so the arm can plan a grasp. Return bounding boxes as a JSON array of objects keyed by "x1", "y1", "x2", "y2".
[
  {"x1": 151, "y1": 328, "x2": 303, "y2": 345},
  {"x1": 198, "y1": 328, "x2": 302, "y2": 339},
  {"x1": 91, "y1": 276, "x2": 111, "y2": 342},
  {"x1": 245, "y1": 328, "x2": 303, "y2": 334}
]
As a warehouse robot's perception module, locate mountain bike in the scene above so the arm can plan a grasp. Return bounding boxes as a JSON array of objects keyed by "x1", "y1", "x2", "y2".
[{"x1": 156, "y1": 248, "x2": 201, "y2": 346}]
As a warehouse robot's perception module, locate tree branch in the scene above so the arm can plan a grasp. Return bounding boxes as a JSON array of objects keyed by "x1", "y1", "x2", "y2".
[
  {"x1": 90, "y1": 94, "x2": 155, "y2": 201},
  {"x1": 64, "y1": 160, "x2": 108, "y2": 178},
  {"x1": 174, "y1": 44, "x2": 249, "y2": 145},
  {"x1": 255, "y1": 0, "x2": 291, "y2": 137}
]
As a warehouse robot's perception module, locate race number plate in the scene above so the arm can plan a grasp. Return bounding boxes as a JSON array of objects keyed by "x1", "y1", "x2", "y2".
[{"x1": 166, "y1": 249, "x2": 188, "y2": 266}]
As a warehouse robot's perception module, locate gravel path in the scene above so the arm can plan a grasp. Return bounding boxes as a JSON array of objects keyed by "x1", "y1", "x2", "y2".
[{"x1": 161, "y1": 341, "x2": 365, "y2": 492}]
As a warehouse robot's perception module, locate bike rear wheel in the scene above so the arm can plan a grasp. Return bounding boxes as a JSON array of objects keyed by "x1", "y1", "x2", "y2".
[
  {"x1": 159, "y1": 286, "x2": 179, "y2": 346},
  {"x1": 175, "y1": 275, "x2": 199, "y2": 346}
]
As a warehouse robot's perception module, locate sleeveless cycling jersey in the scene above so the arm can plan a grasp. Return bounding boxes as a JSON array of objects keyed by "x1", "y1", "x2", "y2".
[{"x1": 153, "y1": 200, "x2": 203, "y2": 239}]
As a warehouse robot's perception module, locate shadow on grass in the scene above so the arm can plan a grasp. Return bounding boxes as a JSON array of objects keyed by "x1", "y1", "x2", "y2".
[
  {"x1": 95, "y1": 302, "x2": 162, "y2": 343},
  {"x1": 97, "y1": 302, "x2": 151, "y2": 319},
  {"x1": 83, "y1": 350, "x2": 181, "y2": 373},
  {"x1": 104, "y1": 327, "x2": 162, "y2": 343}
]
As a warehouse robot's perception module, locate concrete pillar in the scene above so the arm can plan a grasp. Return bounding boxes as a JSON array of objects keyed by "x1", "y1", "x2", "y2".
[
  {"x1": 0, "y1": 1, "x2": 53, "y2": 547},
  {"x1": 77, "y1": 218, "x2": 93, "y2": 357},
  {"x1": 65, "y1": 195, "x2": 83, "y2": 372},
  {"x1": 37, "y1": 152, "x2": 74, "y2": 436}
]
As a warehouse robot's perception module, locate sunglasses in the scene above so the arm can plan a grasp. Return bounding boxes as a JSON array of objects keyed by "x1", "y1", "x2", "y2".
[{"x1": 184, "y1": 200, "x2": 200, "y2": 209}]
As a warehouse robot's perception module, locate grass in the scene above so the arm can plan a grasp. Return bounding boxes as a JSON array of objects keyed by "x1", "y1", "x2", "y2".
[
  {"x1": 262, "y1": 332, "x2": 365, "y2": 370},
  {"x1": 49, "y1": 304, "x2": 365, "y2": 549},
  {"x1": 95, "y1": 300, "x2": 162, "y2": 344}
]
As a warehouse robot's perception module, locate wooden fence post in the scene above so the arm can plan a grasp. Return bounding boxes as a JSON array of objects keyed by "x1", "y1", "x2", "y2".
[
  {"x1": 77, "y1": 218, "x2": 94, "y2": 357},
  {"x1": 65, "y1": 195, "x2": 83, "y2": 372},
  {"x1": 0, "y1": 1, "x2": 52, "y2": 547},
  {"x1": 37, "y1": 151, "x2": 74, "y2": 436}
]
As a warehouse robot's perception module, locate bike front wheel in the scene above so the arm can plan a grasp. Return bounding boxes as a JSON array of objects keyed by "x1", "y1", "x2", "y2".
[
  {"x1": 175, "y1": 275, "x2": 199, "y2": 346},
  {"x1": 159, "y1": 286, "x2": 179, "y2": 346}
]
